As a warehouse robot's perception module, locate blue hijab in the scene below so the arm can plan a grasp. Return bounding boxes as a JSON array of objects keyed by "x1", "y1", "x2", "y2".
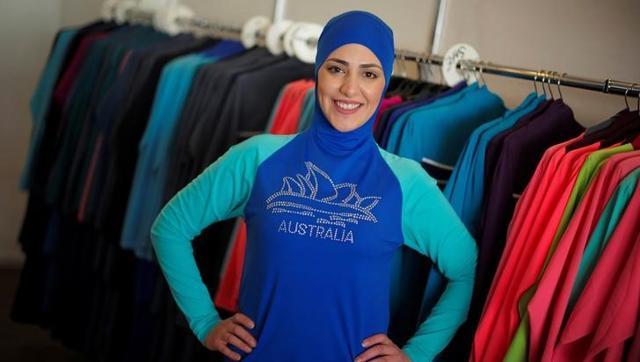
[{"x1": 310, "y1": 11, "x2": 395, "y2": 155}]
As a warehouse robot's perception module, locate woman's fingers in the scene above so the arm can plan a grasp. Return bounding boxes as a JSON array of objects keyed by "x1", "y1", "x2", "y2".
[
  {"x1": 217, "y1": 343, "x2": 242, "y2": 361},
  {"x1": 227, "y1": 334, "x2": 253, "y2": 353},
  {"x1": 230, "y1": 323, "x2": 257, "y2": 348},
  {"x1": 354, "y1": 344, "x2": 396, "y2": 362},
  {"x1": 361, "y1": 333, "x2": 391, "y2": 348},
  {"x1": 233, "y1": 313, "x2": 256, "y2": 330}
]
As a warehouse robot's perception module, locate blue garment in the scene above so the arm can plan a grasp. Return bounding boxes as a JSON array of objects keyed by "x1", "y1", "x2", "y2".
[
  {"x1": 379, "y1": 82, "x2": 466, "y2": 149},
  {"x1": 151, "y1": 11, "x2": 476, "y2": 362},
  {"x1": 121, "y1": 41, "x2": 245, "y2": 259},
  {"x1": 392, "y1": 84, "x2": 506, "y2": 167},
  {"x1": 419, "y1": 93, "x2": 543, "y2": 327},
  {"x1": 21, "y1": 28, "x2": 78, "y2": 190},
  {"x1": 444, "y1": 92, "x2": 543, "y2": 236}
]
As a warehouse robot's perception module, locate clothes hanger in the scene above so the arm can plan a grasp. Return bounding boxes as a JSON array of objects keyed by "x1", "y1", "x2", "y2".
[
  {"x1": 566, "y1": 81, "x2": 637, "y2": 150},
  {"x1": 597, "y1": 83, "x2": 640, "y2": 148},
  {"x1": 633, "y1": 87, "x2": 640, "y2": 149}
]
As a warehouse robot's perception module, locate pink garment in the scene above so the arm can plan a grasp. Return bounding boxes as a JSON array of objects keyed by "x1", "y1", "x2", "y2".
[
  {"x1": 472, "y1": 139, "x2": 599, "y2": 362},
  {"x1": 528, "y1": 152, "x2": 640, "y2": 361},
  {"x1": 555, "y1": 181, "x2": 640, "y2": 361}
]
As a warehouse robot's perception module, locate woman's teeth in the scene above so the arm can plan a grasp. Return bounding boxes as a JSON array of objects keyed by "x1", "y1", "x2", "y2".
[{"x1": 335, "y1": 101, "x2": 361, "y2": 110}]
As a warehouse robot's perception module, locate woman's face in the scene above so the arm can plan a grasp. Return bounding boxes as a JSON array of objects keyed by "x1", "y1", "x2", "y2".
[{"x1": 317, "y1": 44, "x2": 386, "y2": 132}]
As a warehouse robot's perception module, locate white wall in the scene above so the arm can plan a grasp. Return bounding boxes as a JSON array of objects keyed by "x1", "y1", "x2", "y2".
[
  {"x1": 1, "y1": 0, "x2": 638, "y2": 265},
  {"x1": 0, "y1": 0, "x2": 102, "y2": 266}
]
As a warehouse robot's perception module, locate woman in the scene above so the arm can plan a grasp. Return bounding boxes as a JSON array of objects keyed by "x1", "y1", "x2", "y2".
[{"x1": 151, "y1": 10, "x2": 476, "y2": 362}]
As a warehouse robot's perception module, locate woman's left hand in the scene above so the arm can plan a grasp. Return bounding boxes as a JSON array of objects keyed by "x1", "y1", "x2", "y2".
[{"x1": 354, "y1": 334, "x2": 410, "y2": 362}]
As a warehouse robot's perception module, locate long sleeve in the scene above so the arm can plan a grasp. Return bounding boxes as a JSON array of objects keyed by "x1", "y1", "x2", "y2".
[
  {"x1": 150, "y1": 136, "x2": 266, "y2": 343},
  {"x1": 398, "y1": 162, "x2": 478, "y2": 361}
]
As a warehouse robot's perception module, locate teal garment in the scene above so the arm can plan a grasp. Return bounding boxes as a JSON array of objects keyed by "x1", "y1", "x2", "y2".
[
  {"x1": 394, "y1": 84, "x2": 506, "y2": 167},
  {"x1": 297, "y1": 88, "x2": 315, "y2": 132},
  {"x1": 385, "y1": 83, "x2": 479, "y2": 155},
  {"x1": 21, "y1": 28, "x2": 77, "y2": 190},
  {"x1": 443, "y1": 92, "x2": 543, "y2": 236},
  {"x1": 121, "y1": 54, "x2": 217, "y2": 259},
  {"x1": 265, "y1": 85, "x2": 286, "y2": 132},
  {"x1": 567, "y1": 167, "x2": 640, "y2": 313},
  {"x1": 419, "y1": 93, "x2": 542, "y2": 325}
]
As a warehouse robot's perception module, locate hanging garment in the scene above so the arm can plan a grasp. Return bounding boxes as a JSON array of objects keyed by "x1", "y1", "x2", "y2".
[
  {"x1": 472, "y1": 102, "x2": 585, "y2": 362},
  {"x1": 567, "y1": 153, "x2": 640, "y2": 311},
  {"x1": 505, "y1": 143, "x2": 633, "y2": 361},
  {"x1": 269, "y1": 79, "x2": 315, "y2": 134},
  {"x1": 214, "y1": 219, "x2": 247, "y2": 313},
  {"x1": 376, "y1": 82, "x2": 466, "y2": 148},
  {"x1": 21, "y1": 28, "x2": 78, "y2": 190},
  {"x1": 151, "y1": 11, "x2": 476, "y2": 362},
  {"x1": 121, "y1": 40, "x2": 245, "y2": 260},
  {"x1": 554, "y1": 171, "x2": 640, "y2": 361},
  {"x1": 296, "y1": 87, "x2": 315, "y2": 132},
  {"x1": 373, "y1": 94, "x2": 403, "y2": 130},
  {"x1": 444, "y1": 92, "x2": 543, "y2": 236}
]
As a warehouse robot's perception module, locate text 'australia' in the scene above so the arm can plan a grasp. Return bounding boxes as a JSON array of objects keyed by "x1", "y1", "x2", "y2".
[{"x1": 277, "y1": 220, "x2": 355, "y2": 244}]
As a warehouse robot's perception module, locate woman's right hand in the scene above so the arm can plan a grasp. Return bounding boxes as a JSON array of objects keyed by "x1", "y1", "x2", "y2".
[{"x1": 204, "y1": 313, "x2": 257, "y2": 361}]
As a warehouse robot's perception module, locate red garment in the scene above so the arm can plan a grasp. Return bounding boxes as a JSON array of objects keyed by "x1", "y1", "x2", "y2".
[
  {"x1": 270, "y1": 79, "x2": 314, "y2": 135},
  {"x1": 214, "y1": 219, "x2": 247, "y2": 312},
  {"x1": 528, "y1": 152, "x2": 640, "y2": 361},
  {"x1": 52, "y1": 33, "x2": 108, "y2": 140},
  {"x1": 627, "y1": 313, "x2": 640, "y2": 362},
  {"x1": 373, "y1": 95, "x2": 403, "y2": 131},
  {"x1": 554, "y1": 183, "x2": 640, "y2": 361},
  {"x1": 472, "y1": 138, "x2": 599, "y2": 362}
]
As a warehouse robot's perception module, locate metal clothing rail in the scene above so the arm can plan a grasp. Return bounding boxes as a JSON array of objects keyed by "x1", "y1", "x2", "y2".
[
  {"x1": 120, "y1": 8, "x2": 639, "y2": 98},
  {"x1": 175, "y1": 16, "x2": 243, "y2": 40},
  {"x1": 395, "y1": 50, "x2": 640, "y2": 97}
]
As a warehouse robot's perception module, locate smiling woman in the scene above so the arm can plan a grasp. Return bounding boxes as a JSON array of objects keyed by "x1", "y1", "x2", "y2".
[
  {"x1": 317, "y1": 44, "x2": 386, "y2": 132},
  {"x1": 151, "y1": 10, "x2": 476, "y2": 362}
]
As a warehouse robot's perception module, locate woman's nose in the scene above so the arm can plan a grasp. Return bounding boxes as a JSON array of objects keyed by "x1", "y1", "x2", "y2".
[{"x1": 339, "y1": 73, "x2": 359, "y2": 98}]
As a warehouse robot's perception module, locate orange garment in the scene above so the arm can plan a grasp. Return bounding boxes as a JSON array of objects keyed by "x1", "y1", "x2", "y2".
[
  {"x1": 214, "y1": 219, "x2": 246, "y2": 312},
  {"x1": 270, "y1": 79, "x2": 314, "y2": 135}
]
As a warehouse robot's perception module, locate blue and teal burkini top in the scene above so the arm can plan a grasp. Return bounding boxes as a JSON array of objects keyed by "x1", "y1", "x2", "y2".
[{"x1": 151, "y1": 11, "x2": 477, "y2": 362}]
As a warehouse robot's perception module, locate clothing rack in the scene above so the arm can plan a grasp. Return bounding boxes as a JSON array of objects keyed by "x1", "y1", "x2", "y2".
[
  {"x1": 395, "y1": 50, "x2": 640, "y2": 98},
  {"x1": 119, "y1": 8, "x2": 639, "y2": 98},
  {"x1": 175, "y1": 16, "x2": 243, "y2": 41}
]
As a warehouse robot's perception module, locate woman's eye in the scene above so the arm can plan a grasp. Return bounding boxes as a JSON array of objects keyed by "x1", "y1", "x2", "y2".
[
  {"x1": 328, "y1": 66, "x2": 344, "y2": 74},
  {"x1": 364, "y1": 71, "x2": 378, "y2": 79}
]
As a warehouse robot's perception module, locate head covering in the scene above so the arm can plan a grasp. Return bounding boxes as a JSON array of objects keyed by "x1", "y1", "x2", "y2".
[{"x1": 309, "y1": 10, "x2": 395, "y2": 155}]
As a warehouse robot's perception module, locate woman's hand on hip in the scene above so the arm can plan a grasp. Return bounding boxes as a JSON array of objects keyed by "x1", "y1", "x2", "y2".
[
  {"x1": 203, "y1": 313, "x2": 257, "y2": 361},
  {"x1": 354, "y1": 334, "x2": 410, "y2": 362}
]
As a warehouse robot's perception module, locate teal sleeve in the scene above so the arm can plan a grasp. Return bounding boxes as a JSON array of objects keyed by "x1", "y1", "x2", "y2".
[
  {"x1": 150, "y1": 134, "x2": 293, "y2": 343},
  {"x1": 381, "y1": 150, "x2": 477, "y2": 361}
]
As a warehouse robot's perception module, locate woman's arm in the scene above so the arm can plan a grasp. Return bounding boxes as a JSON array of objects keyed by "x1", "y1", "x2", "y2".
[
  {"x1": 150, "y1": 136, "x2": 263, "y2": 343},
  {"x1": 398, "y1": 163, "x2": 478, "y2": 362}
]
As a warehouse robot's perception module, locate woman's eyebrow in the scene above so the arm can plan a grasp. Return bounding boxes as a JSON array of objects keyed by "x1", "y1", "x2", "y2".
[{"x1": 326, "y1": 58, "x2": 382, "y2": 70}]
